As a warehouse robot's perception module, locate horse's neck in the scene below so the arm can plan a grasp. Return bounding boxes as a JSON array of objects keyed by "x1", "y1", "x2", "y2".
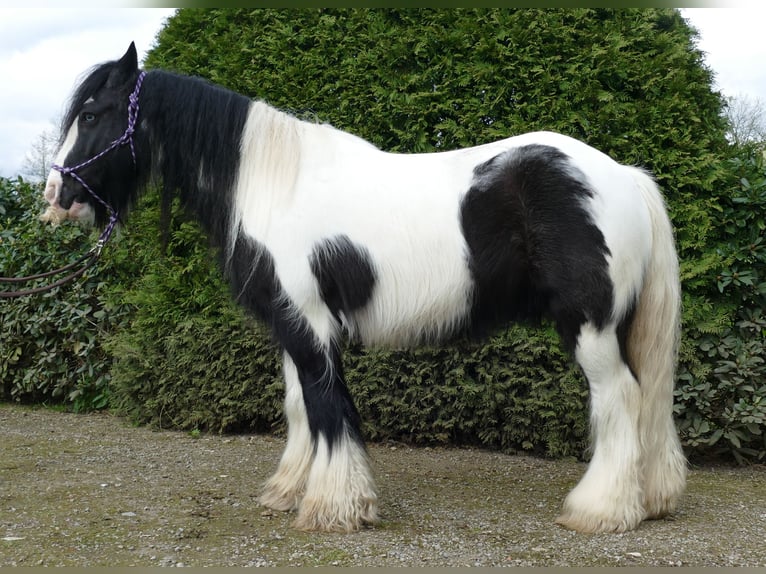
[
  {"x1": 145, "y1": 71, "x2": 375, "y2": 250},
  {"x1": 145, "y1": 71, "x2": 255, "y2": 243},
  {"x1": 226, "y1": 100, "x2": 307, "y2": 251}
]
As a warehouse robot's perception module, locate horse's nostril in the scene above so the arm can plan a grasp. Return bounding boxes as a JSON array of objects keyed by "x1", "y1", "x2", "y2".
[{"x1": 59, "y1": 185, "x2": 76, "y2": 210}]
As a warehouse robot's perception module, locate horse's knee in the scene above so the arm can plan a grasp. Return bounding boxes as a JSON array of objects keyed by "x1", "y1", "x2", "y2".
[{"x1": 575, "y1": 323, "x2": 641, "y2": 438}]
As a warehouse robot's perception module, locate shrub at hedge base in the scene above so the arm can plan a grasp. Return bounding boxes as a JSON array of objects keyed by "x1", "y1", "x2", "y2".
[
  {"x1": 674, "y1": 151, "x2": 766, "y2": 464},
  {"x1": 0, "y1": 178, "x2": 132, "y2": 411},
  {"x1": 109, "y1": 281, "x2": 592, "y2": 459}
]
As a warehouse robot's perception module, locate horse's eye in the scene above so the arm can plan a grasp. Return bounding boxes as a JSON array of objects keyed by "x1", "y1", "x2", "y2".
[{"x1": 81, "y1": 112, "x2": 97, "y2": 123}]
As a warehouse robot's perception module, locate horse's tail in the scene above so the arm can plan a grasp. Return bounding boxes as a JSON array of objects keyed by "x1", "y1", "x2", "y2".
[{"x1": 627, "y1": 167, "x2": 687, "y2": 518}]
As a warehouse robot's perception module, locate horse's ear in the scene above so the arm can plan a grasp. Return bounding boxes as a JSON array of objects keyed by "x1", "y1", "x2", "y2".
[{"x1": 107, "y1": 42, "x2": 139, "y2": 88}]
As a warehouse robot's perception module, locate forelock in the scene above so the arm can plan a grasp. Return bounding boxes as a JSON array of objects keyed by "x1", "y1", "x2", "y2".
[{"x1": 59, "y1": 62, "x2": 117, "y2": 146}]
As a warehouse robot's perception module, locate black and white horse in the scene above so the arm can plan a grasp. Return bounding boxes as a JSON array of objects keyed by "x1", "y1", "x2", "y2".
[{"x1": 44, "y1": 43, "x2": 686, "y2": 533}]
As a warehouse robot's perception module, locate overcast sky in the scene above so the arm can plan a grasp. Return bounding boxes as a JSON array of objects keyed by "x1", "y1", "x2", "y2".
[
  {"x1": 0, "y1": 7, "x2": 764, "y2": 179},
  {"x1": 0, "y1": 8, "x2": 175, "y2": 178}
]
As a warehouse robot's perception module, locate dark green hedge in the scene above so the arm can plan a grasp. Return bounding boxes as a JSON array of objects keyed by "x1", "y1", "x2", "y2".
[
  {"x1": 144, "y1": 8, "x2": 734, "y2": 344},
  {"x1": 674, "y1": 151, "x2": 766, "y2": 463},
  {"x1": 3, "y1": 9, "x2": 764, "y2": 463}
]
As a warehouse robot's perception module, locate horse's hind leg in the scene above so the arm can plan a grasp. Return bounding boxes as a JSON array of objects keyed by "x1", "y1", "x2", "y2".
[
  {"x1": 259, "y1": 353, "x2": 314, "y2": 512},
  {"x1": 556, "y1": 322, "x2": 645, "y2": 533}
]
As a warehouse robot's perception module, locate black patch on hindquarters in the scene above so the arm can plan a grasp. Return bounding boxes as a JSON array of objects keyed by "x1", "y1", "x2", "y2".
[{"x1": 459, "y1": 144, "x2": 614, "y2": 353}]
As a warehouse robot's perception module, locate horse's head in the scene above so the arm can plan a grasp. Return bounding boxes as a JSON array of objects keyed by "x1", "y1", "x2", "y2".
[{"x1": 43, "y1": 42, "x2": 145, "y2": 228}]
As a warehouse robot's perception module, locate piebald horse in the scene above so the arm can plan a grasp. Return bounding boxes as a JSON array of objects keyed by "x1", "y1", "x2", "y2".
[{"x1": 43, "y1": 43, "x2": 686, "y2": 533}]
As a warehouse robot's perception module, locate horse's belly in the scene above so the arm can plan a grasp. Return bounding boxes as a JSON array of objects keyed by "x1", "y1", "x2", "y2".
[{"x1": 351, "y1": 234, "x2": 474, "y2": 348}]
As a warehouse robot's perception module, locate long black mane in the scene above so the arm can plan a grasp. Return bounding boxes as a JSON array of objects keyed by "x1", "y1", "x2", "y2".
[
  {"x1": 60, "y1": 63, "x2": 116, "y2": 147},
  {"x1": 139, "y1": 71, "x2": 251, "y2": 244}
]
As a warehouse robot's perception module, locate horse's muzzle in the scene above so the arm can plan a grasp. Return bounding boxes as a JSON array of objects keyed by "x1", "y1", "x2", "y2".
[{"x1": 42, "y1": 169, "x2": 95, "y2": 226}]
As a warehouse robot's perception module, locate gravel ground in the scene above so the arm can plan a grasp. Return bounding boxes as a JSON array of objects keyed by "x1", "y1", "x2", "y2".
[{"x1": 1, "y1": 403, "x2": 765, "y2": 567}]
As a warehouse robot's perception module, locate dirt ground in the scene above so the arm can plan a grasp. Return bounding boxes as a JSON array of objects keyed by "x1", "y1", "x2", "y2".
[{"x1": 1, "y1": 403, "x2": 765, "y2": 567}]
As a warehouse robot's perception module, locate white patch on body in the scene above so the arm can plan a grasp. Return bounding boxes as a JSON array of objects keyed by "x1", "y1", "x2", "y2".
[{"x1": 232, "y1": 103, "x2": 504, "y2": 347}]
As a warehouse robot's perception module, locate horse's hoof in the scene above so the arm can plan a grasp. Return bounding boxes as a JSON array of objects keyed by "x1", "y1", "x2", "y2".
[
  {"x1": 555, "y1": 505, "x2": 643, "y2": 534},
  {"x1": 292, "y1": 497, "x2": 379, "y2": 533}
]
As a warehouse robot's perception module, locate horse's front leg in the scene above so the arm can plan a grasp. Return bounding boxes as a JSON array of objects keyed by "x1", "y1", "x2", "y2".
[
  {"x1": 294, "y1": 338, "x2": 378, "y2": 532},
  {"x1": 258, "y1": 352, "x2": 314, "y2": 512},
  {"x1": 261, "y1": 331, "x2": 378, "y2": 532}
]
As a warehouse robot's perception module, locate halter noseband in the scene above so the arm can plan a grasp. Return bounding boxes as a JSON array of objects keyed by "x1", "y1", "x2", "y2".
[{"x1": 52, "y1": 70, "x2": 146, "y2": 250}]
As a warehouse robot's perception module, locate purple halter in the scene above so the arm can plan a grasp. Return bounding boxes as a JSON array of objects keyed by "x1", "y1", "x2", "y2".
[{"x1": 52, "y1": 70, "x2": 146, "y2": 251}]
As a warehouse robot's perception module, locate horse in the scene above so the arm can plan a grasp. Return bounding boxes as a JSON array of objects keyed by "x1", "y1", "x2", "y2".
[{"x1": 43, "y1": 42, "x2": 687, "y2": 534}]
